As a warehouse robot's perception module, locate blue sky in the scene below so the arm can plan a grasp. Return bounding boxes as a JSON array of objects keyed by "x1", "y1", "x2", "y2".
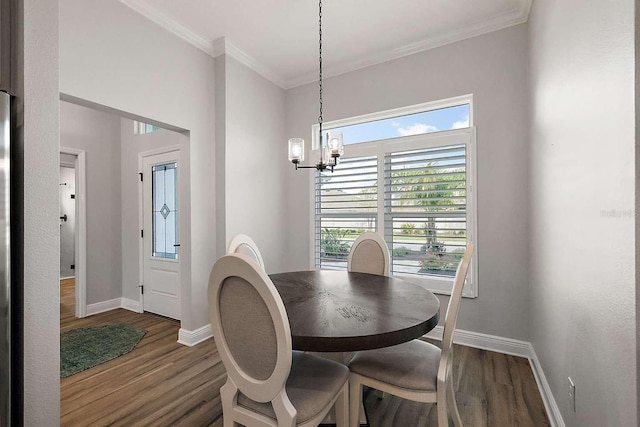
[{"x1": 327, "y1": 104, "x2": 470, "y2": 145}]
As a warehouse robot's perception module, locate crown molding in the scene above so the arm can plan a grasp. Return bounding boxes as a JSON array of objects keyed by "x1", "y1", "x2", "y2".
[
  {"x1": 213, "y1": 38, "x2": 288, "y2": 89},
  {"x1": 120, "y1": 0, "x2": 287, "y2": 88},
  {"x1": 120, "y1": 0, "x2": 532, "y2": 90},
  {"x1": 285, "y1": 0, "x2": 533, "y2": 89},
  {"x1": 120, "y1": 0, "x2": 215, "y2": 56}
]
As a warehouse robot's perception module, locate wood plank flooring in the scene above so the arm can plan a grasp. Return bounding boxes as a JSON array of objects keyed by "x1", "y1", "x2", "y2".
[
  {"x1": 60, "y1": 280, "x2": 226, "y2": 426},
  {"x1": 362, "y1": 343, "x2": 550, "y2": 426},
  {"x1": 60, "y1": 280, "x2": 549, "y2": 426}
]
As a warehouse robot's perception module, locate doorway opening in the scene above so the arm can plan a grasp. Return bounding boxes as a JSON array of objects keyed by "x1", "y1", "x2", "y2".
[
  {"x1": 59, "y1": 157, "x2": 76, "y2": 322},
  {"x1": 59, "y1": 160, "x2": 75, "y2": 280},
  {"x1": 58, "y1": 99, "x2": 190, "y2": 324},
  {"x1": 59, "y1": 148, "x2": 86, "y2": 319}
]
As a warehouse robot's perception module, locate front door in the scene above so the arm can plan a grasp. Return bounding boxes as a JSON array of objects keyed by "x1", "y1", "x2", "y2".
[{"x1": 142, "y1": 150, "x2": 180, "y2": 319}]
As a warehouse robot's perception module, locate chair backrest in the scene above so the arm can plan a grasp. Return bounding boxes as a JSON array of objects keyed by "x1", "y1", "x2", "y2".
[
  {"x1": 438, "y1": 243, "x2": 474, "y2": 379},
  {"x1": 208, "y1": 253, "x2": 292, "y2": 403},
  {"x1": 347, "y1": 232, "x2": 390, "y2": 276},
  {"x1": 227, "y1": 234, "x2": 265, "y2": 269}
]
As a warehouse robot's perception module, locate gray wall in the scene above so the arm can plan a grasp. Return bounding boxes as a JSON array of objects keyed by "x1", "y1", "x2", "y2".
[
  {"x1": 285, "y1": 24, "x2": 530, "y2": 340},
  {"x1": 636, "y1": 0, "x2": 640, "y2": 417},
  {"x1": 528, "y1": 0, "x2": 637, "y2": 426},
  {"x1": 60, "y1": 101, "x2": 122, "y2": 304},
  {"x1": 221, "y1": 55, "x2": 288, "y2": 273},
  {"x1": 25, "y1": 1, "x2": 637, "y2": 425},
  {"x1": 22, "y1": 0, "x2": 60, "y2": 423},
  {"x1": 215, "y1": 56, "x2": 227, "y2": 258},
  {"x1": 120, "y1": 118, "x2": 185, "y2": 302},
  {"x1": 60, "y1": 103, "x2": 189, "y2": 307},
  {"x1": 60, "y1": 0, "x2": 215, "y2": 330}
]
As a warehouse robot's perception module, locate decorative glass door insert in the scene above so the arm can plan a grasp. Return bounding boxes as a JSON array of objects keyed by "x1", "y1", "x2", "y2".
[{"x1": 152, "y1": 162, "x2": 178, "y2": 259}]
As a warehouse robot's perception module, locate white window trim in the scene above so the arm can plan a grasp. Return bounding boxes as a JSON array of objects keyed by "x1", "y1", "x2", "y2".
[
  {"x1": 308, "y1": 97, "x2": 478, "y2": 298},
  {"x1": 311, "y1": 94, "x2": 473, "y2": 149}
]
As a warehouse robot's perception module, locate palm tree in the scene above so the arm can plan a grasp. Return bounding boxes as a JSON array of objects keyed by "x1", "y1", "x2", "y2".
[{"x1": 390, "y1": 160, "x2": 465, "y2": 274}]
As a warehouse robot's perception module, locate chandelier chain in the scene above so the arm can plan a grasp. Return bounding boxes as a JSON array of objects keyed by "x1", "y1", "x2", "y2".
[
  {"x1": 288, "y1": 0, "x2": 341, "y2": 172},
  {"x1": 318, "y1": 0, "x2": 323, "y2": 137}
]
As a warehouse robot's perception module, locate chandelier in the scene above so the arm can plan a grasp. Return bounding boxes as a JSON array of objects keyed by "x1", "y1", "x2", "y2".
[{"x1": 288, "y1": 0, "x2": 344, "y2": 172}]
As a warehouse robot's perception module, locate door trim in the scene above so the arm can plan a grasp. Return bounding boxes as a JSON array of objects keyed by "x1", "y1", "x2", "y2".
[
  {"x1": 138, "y1": 145, "x2": 181, "y2": 316},
  {"x1": 60, "y1": 147, "x2": 87, "y2": 318}
]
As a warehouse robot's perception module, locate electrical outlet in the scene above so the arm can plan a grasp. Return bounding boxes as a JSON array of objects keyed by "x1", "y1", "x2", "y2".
[{"x1": 568, "y1": 377, "x2": 576, "y2": 412}]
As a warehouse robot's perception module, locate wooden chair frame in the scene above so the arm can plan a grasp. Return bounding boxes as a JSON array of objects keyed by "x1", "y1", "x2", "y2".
[
  {"x1": 209, "y1": 254, "x2": 348, "y2": 427},
  {"x1": 227, "y1": 234, "x2": 265, "y2": 269},
  {"x1": 349, "y1": 243, "x2": 474, "y2": 427},
  {"x1": 347, "y1": 231, "x2": 390, "y2": 276}
]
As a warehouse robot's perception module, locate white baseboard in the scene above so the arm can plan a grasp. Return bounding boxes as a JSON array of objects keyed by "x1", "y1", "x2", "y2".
[
  {"x1": 85, "y1": 298, "x2": 122, "y2": 316},
  {"x1": 85, "y1": 297, "x2": 141, "y2": 315},
  {"x1": 425, "y1": 325, "x2": 531, "y2": 358},
  {"x1": 121, "y1": 297, "x2": 141, "y2": 313},
  {"x1": 528, "y1": 344, "x2": 565, "y2": 427},
  {"x1": 424, "y1": 326, "x2": 564, "y2": 427},
  {"x1": 178, "y1": 324, "x2": 213, "y2": 347}
]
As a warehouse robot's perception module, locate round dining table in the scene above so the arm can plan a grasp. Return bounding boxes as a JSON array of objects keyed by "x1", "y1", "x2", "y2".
[{"x1": 269, "y1": 270, "x2": 441, "y2": 352}]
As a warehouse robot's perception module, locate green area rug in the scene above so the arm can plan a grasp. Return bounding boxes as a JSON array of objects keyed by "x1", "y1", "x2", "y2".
[{"x1": 60, "y1": 324, "x2": 147, "y2": 378}]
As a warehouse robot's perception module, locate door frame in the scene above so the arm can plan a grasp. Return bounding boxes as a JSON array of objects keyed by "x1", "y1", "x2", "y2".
[
  {"x1": 60, "y1": 147, "x2": 87, "y2": 318},
  {"x1": 138, "y1": 145, "x2": 181, "y2": 317}
]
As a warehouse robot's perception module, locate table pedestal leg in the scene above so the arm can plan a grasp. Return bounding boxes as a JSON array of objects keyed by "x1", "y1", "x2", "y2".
[{"x1": 312, "y1": 352, "x2": 368, "y2": 426}]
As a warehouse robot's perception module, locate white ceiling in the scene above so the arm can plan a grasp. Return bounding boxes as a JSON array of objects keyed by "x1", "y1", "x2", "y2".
[{"x1": 120, "y1": 0, "x2": 532, "y2": 89}]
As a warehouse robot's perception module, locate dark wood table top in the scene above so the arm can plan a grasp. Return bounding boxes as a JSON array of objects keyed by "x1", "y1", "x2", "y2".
[{"x1": 269, "y1": 270, "x2": 440, "y2": 352}]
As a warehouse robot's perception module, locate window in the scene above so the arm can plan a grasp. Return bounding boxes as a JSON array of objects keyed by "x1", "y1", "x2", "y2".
[
  {"x1": 315, "y1": 156, "x2": 377, "y2": 270},
  {"x1": 152, "y1": 162, "x2": 178, "y2": 259},
  {"x1": 385, "y1": 145, "x2": 466, "y2": 280},
  {"x1": 312, "y1": 96, "x2": 477, "y2": 296},
  {"x1": 328, "y1": 104, "x2": 470, "y2": 146},
  {"x1": 134, "y1": 120, "x2": 161, "y2": 135}
]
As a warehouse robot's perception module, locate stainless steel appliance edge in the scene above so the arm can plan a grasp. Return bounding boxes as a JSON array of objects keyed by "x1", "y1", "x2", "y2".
[{"x1": 0, "y1": 90, "x2": 11, "y2": 426}]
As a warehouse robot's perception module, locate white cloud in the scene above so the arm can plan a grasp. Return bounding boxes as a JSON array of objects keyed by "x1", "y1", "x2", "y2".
[
  {"x1": 391, "y1": 121, "x2": 400, "y2": 127},
  {"x1": 451, "y1": 115, "x2": 470, "y2": 129},
  {"x1": 397, "y1": 123, "x2": 438, "y2": 136}
]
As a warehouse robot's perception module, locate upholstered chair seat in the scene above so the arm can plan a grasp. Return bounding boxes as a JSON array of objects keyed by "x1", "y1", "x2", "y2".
[
  {"x1": 209, "y1": 253, "x2": 350, "y2": 427},
  {"x1": 348, "y1": 340, "x2": 440, "y2": 392},
  {"x1": 347, "y1": 243, "x2": 475, "y2": 427},
  {"x1": 238, "y1": 351, "x2": 349, "y2": 424}
]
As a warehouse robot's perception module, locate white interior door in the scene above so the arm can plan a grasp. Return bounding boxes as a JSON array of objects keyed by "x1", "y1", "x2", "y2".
[
  {"x1": 59, "y1": 165, "x2": 76, "y2": 279},
  {"x1": 142, "y1": 150, "x2": 180, "y2": 319}
]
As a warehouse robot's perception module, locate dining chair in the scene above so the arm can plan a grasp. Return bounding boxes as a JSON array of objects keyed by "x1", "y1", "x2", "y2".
[
  {"x1": 347, "y1": 243, "x2": 475, "y2": 427},
  {"x1": 347, "y1": 232, "x2": 390, "y2": 276},
  {"x1": 227, "y1": 233, "x2": 265, "y2": 269},
  {"x1": 209, "y1": 253, "x2": 350, "y2": 427}
]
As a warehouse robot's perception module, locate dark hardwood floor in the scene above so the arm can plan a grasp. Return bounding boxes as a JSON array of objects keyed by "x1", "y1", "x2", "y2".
[
  {"x1": 60, "y1": 280, "x2": 549, "y2": 426},
  {"x1": 361, "y1": 344, "x2": 550, "y2": 426},
  {"x1": 60, "y1": 280, "x2": 226, "y2": 426}
]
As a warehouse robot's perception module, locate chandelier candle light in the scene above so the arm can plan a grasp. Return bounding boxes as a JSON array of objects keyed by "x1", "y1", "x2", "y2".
[{"x1": 288, "y1": 0, "x2": 344, "y2": 172}]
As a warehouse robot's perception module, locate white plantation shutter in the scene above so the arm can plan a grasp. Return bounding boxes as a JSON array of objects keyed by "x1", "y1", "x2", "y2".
[
  {"x1": 312, "y1": 127, "x2": 476, "y2": 296},
  {"x1": 315, "y1": 156, "x2": 377, "y2": 270},
  {"x1": 384, "y1": 145, "x2": 467, "y2": 282}
]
